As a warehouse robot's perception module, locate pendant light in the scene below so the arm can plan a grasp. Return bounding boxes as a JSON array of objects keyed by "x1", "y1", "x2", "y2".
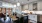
[{"x1": 17, "y1": 0, "x2": 20, "y2": 6}]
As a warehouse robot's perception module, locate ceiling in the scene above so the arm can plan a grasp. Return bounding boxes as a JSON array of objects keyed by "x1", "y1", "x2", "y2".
[{"x1": 1, "y1": 0, "x2": 39, "y2": 5}]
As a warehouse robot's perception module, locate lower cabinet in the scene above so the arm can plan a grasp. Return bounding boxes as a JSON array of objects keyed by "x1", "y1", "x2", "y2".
[{"x1": 23, "y1": 16, "x2": 28, "y2": 23}]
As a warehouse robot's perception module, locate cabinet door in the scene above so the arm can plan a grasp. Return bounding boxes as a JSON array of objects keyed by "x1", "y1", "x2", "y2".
[
  {"x1": 28, "y1": 15, "x2": 37, "y2": 21},
  {"x1": 23, "y1": 16, "x2": 28, "y2": 23},
  {"x1": 40, "y1": 15, "x2": 42, "y2": 22}
]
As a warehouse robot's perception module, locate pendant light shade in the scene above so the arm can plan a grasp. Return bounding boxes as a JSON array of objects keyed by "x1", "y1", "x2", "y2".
[{"x1": 17, "y1": 2, "x2": 20, "y2": 6}]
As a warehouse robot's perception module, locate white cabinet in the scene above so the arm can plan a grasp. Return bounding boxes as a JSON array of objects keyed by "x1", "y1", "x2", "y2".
[{"x1": 28, "y1": 14, "x2": 37, "y2": 23}]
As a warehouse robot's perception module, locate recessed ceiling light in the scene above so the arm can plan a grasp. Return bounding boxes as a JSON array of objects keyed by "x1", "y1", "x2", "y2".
[{"x1": 14, "y1": 5, "x2": 16, "y2": 7}]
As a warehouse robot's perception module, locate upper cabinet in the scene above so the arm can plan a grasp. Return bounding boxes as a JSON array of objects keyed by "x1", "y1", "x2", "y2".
[{"x1": 33, "y1": 3, "x2": 37, "y2": 11}]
